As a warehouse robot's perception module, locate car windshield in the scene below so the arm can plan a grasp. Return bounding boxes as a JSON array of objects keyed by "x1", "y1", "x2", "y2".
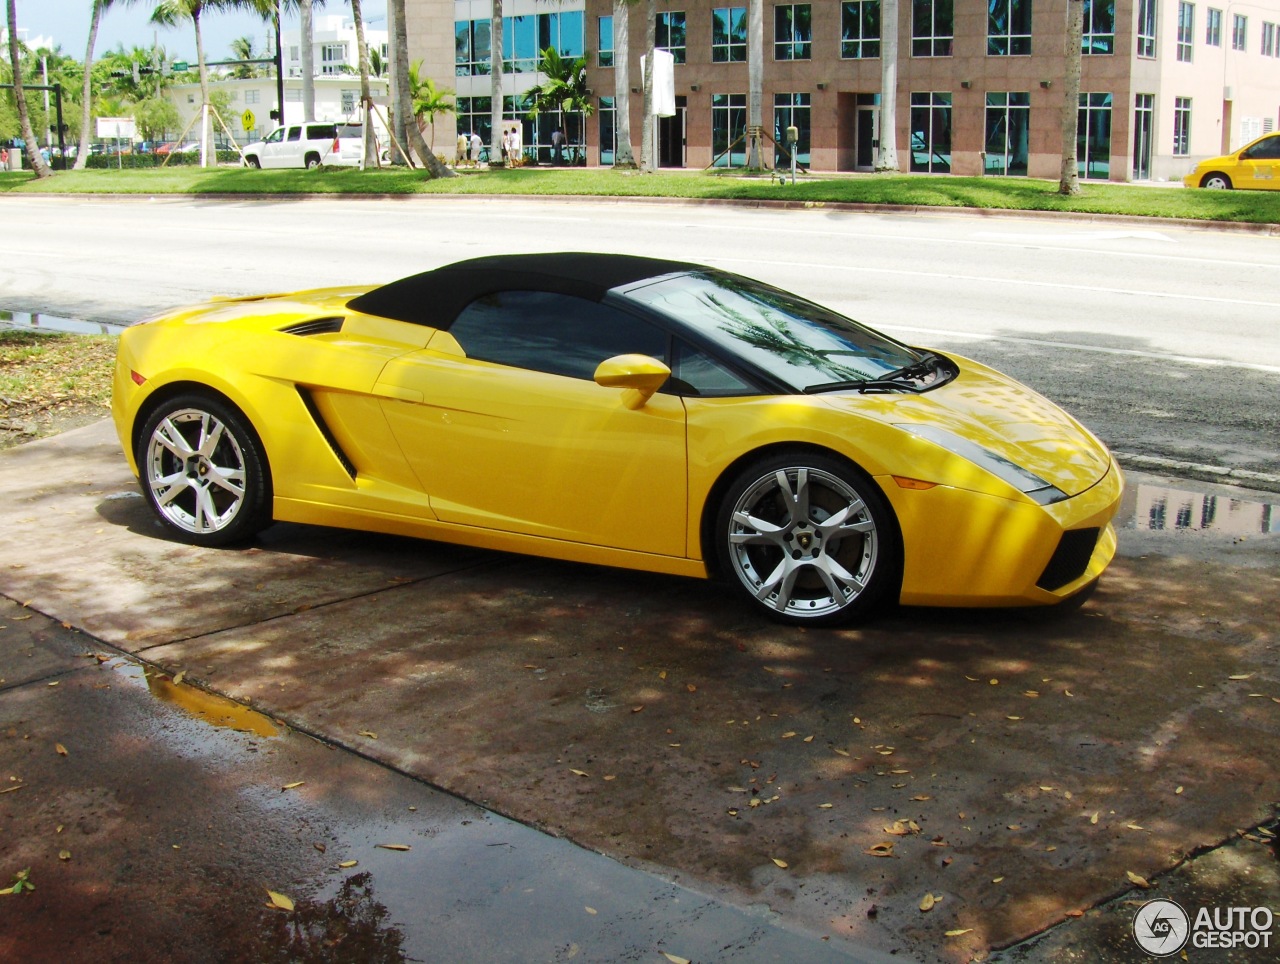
[{"x1": 622, "y1": 271, "x2": 923, "y2": 392}]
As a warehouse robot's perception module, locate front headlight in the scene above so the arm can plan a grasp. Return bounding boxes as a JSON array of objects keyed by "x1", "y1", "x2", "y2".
[{"x1": 893, "y1": 424, "x2": 1069, "y2": 505}]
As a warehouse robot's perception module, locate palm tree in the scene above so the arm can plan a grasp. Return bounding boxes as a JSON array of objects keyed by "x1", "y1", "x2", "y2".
[
  {"x1": 639, "y1": 0, "x2": 655, "y2": 171},
  {"x1": 367, "y1": 45, "x2": 384, "y2": 77},
  {"x1": 229, "y1": 35, "x2": 259, "y2": 77},
  {"x1": 5, "y1": 0, "x2": 53, "y2": 176},
  {"x1": 1059, "y1": 0, "x2": 1084, "y2": 195},
  {"x1": 76, "y1": 0, "x2": 126, "y2": 170},
  {"x1": 745, "y1": 0, "x2": 762, "y2": 169},
  {"x1": 299, "y1": 0, "x2": 314, "y2": 121},
  {"x1": 874, "y1": 0, "x2": 898, "y2": 171},
  {"x1": 408, "y1": 60, "x2": 452, "y2": 149},
  {"x1": 388, "y1": 0, "x2": 452, "y2": 177},
  {"x1": 489, "y1": 0, "x2": 503, "y2": 167},
  {"x1": 525, "y1": 46, "x2": 592, "y2": 160},
  {"x1": 148, "y1": 0, "x2": 275, "y2": 167},
  {"x1": 611, "y1": 0, "x2": 635, "y2": 168},
  {"x1": 347, "y1": 0, "x2": 377, "y2": 168}
]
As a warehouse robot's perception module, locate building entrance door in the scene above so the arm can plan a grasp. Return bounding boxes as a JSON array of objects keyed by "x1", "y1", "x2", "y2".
[
  {"x1": 856, "y1": 106, "x2": 876, "y2": 170},
  {"x1": 659, "y1": 97, "x2": 686, "y2": 167},
  {"x1": 1133, "y1": 94, "x2": 1153, "y2": 180}
]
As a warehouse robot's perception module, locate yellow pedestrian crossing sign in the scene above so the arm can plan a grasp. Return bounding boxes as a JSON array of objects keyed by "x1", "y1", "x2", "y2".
[{"x1": 241, "y1": 109, "x2": 255, "y2": 133}]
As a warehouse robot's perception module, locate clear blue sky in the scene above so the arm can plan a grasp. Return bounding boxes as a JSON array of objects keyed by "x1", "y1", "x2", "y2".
[{"x1": 11, "y1": 1, "x2": 388, "y2": 63}]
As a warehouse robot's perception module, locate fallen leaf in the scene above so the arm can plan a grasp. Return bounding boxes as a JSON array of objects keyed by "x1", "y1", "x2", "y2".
[
  {"x1": 919, "y1": 893, "x2": 937, "y2": 912},
  {"x1": 992, "y1": 876, "x2": 1004, "y2": 883},
  {"x1": 1228, "y1": 674, "x2": 1253, "y2": 681},
  {"x1": 818, "y1": 803, "x2": 833, "y2": 809},
  {"x1": 281, "y1": 781, "x2": 305, "y2": 791},
  {"x1": 911, "y1": 795, "x2": 931, "y2": 801},
  {"x1": 1176, "y1": 786, "x2": 1184, "y2": 794},
  {"x1": 631, "y1": 705, "x2": 645, "y2": 713},
  {"x1": 55, "y1": 743, "x2": 67, "y2": 756},
  {"x1": 376, "y1": 844, "x2": 411, "y2": 851},
  {"x1": 658, "y1": 671, "x2": 667, "y2": 680},
  {"x1": 603, "y1": 775, "x2": 616, "y2": 781},
  {"x1": 1046, "y1": 846, "x2": 1057, "y2": 852},
  {"x1": 1090, "y1": 811, "x2": 1100, "y2": 825},
  {"x1": 570, "y1": 769, "x2": 589, "y2": 777},
  {"x1": 771, "y1": 857, "x2": 788, "y2": 869},
  {"x1": 0, "y1": 785, "x2": 25, "y2": 794},
  {"x1": 1126, "y1": 823, "x2": 1145, "y2": 831},
  {"x1": 965, "y1": 676, "x2": 980, "y2": 681},
  {"x1": 358, "y1": 731, "x2": 378, "y2": 740},
  {"x1": 48, "y1": 681, "x2": 59, "y2": 687},
  {"x1": 781, "y1": 731, "x2": 797, "y2": 739},
  {"x1": 989, "y1": 679, "x2": 999, "y2": 685},
  {"x1": 833, "y1": 748, "x2": 850, "y2": 757},
  {"x1": 337, "y1": 860, "x2": 358, "y2": 869},
  {"x1": 1024, "y1": 691, "x2": 1040, "y2": 698},
  {"x1": 1066, "y1": 909, "x2": 1085, "y2": 918},
  {"x1": 585, "y1": 906, "x2": 597, "y2": 915},
  {"x1": 945, "y1": 929, "x2": 974, "y2": 937},
  {"x1": 1039, "y1": 786, "x2": 1056, "y2": 791},
  {"x1": 173, "y1": 671, "x2": 185, "y2": 685},
  {"x1": 1064, "y1": 689, "x2": 1074, "y2": 697},
  {"x1": 265, "y1": 889, "x2": 295, "y2": 911},
  {"x1": 1008, "y1": 824, "x2": 1022, "y2": 831},
  {"x1": 58, "y1": 851, "x2": 70, "y2": 861},
  {"x1": 864, "y1": 843, "x2": 896, "y2": 857},
  {"x1": 662, "y1": 954, "x2": 690, "y2": 964},
  {"x1": 1126, "y1": 871, "x2": 1150, "y2": 889},
  {"x1": 1007, "y1": 716, "x2": 1023, "y2": 721},
  {"x1": 686, "y1": 684, "x2": 697, "y2": 693},
  {"x1": 803, "y1": 735, "x2": 814, "y2": 743}
]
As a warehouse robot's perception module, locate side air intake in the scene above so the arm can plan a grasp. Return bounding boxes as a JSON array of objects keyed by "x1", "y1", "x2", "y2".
[{"x1": 281, "y1": 316, "x2": 344, "y2": 336}]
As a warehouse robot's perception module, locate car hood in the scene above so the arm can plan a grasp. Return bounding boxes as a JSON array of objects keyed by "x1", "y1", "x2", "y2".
[{"x1": 820, "y1": 353, "x2": 1111, "y2": 497}]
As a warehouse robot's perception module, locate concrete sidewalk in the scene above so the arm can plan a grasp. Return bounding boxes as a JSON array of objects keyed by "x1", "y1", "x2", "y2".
[{"x1": 2, "y1": 420, "x2": 1278, "y2": 962}]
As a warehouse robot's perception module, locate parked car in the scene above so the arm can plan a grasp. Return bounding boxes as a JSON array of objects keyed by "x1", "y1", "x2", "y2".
[
  {"x1": 242, "y1": 122, "x2": 360, "y2": 169},
  {"x1": 111, "y1": 253, "x2": 1121, "y2": 626},
  {"x1": 1183, "y1": 132, "x2": 1280, "y2": 190}
]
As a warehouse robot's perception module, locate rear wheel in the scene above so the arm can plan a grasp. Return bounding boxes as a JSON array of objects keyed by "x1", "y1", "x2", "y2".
[
  {"x1": 1201, "y1": 172, "x2": 1232, "y2": 190},
  {"x1": 137, "y1": 393, "x2": 272, "y2": 547},
  {"x1": 715, "y1": 452, "x2": 899, "y2": 626},
  {"x1": 305, "y1": 153, "x2": 321, "y2": 170}
]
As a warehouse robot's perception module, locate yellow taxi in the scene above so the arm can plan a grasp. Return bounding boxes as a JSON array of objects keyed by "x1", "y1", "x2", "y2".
[{"x1": 1183, "y1": 132, "x2": 1280, "y2": 190}]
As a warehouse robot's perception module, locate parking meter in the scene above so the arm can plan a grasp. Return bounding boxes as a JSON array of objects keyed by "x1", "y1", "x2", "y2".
[{"x1": 785, "y1": 125, "x2": 799, "y2": 185}]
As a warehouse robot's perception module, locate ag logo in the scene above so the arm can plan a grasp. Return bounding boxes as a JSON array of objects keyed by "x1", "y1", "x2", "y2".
[{"x1": 1133, "y1": 898, "x2": 1190, "y2": 957}]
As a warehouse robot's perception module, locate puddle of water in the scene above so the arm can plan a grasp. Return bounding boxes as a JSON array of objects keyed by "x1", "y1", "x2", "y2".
[
  {"x1": 1121, "y1": 482, "x2": 1279, "y2": 536},
  {"x1": 0, "y1": 308, "x2": 126, "y2": 336},
  {"x1": 109, "y1": 657, "x2": 281, "y2": 738}
]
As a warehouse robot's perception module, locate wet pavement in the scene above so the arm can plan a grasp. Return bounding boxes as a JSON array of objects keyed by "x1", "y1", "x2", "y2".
[{"x1": 2, "y1": 420, "x2": 1278, "y2": 963}]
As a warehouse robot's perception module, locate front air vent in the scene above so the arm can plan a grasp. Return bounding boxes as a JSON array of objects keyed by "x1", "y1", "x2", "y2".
[
  {"x1": 281, "y1": 316, "x2": 344, "y2": 337},
  {"x1": 296, "y1": 387, "x2": 356, "y2": 479},
  {"x1": 1036, "y1": 528, "x2": 1100, "y2": 591}
]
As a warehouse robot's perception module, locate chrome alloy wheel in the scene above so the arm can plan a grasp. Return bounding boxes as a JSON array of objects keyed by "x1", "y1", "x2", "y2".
[
  {"x1": 144, "y1": 408, "x2": 248, "y2": 536},
  {"x1": 726, "y1": 466, "x2": 880, "y2": 619}
]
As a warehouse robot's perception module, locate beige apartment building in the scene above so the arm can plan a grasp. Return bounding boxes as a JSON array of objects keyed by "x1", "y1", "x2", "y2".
[{"x1": 423, "y1": 0, "x2": 1280, "y2": 180}]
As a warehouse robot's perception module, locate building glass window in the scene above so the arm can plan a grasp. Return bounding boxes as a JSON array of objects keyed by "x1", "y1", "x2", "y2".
[
  {"x1": 1083, "y1": 0, "x2": 1114, "y2": 54},
  {"x1": 1137, "y1": 0, "x2": 1157, "y2": 57},
  {"x1": 1264, "y1": 22, "x2": 1278, "y2": 56},
  {"x1": 598, "y1": 16, "x2": 614, "y2": 67},
  {"x1": 988, "y1": 0, "x2": 1031, "y2": 56},
  {"x1": 1077, "y1": 92, "x2": 1112, "y2": 179},
  {"x1": 1206, "y1": 8, "x2": 1222, "y2": 45},
  {"x1": 455, "y1": 19, "x2": 491, "y2": 76},
  {"x1": 1177, "y1": 3, "x2": 1194, "y2": 62},
  {"x1": 913, "y1": 0, "x2": 953, "y2": 57},
  {"x1": 984, "y1": 92, "x2": 1029, "y2": 175},
  {"x1": 713, "y1": 7, "x2": 748, "y2": 62},
  {"x1": 457, "y1": 14, "x2": 586, "y2": 76},
  {"x1": 244, "y1": 89, "x2": 260, "y2": 105},
  {"x1": 1133, "y1": 93, "x2": 1154, "y2": 179},
  {"x1": 774, "y1": 5, "x2": 812, "y2": 60},
  {"x1": 1173, "y1": 97, "x2": 1191, "y2": 155},
  {"x1": 321, "y1": 43, "x2": 347, "y2": 75},
  {"x1": 841, "y1": 1, "x2": 881, "y2": 59},
  {"x1": 909, "y1": 91, "x2": 951, "y2": 172},
  {"x1": 773, "y1": 92, "x2": 810, "y2": 166},
  {"x1": 456, "y1": 95, "x2": 492, "y2": 146},
  {"x1": 712, "y1": 93, "x2": 747, "y2": 166},
  {"x1": 657, "y1": 11, "x2": 687, "y2": 64},
  {"x1": 599, "y1": 96, "x2": 615, "y2": 165},
  {"x1": 1232, "y1": 14, "x2": 1247, "y2": 51}
]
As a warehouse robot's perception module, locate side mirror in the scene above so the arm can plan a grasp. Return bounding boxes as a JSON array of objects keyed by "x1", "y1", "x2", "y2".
[{"x1": 594, "y1": 354, "x2": 671, "y2": 410}]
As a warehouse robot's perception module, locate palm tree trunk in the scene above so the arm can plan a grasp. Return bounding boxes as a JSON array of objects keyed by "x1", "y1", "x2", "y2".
[
  {"x1": 349, "y1": 0, "x2": 378, "y2": 167},
  {"x1": 191, "y1": 9, "x2": 216, "y2": 167},
  {"x1": 389, "y1": 0, "x2": 453, "y2": 177},
  {"x1": 6, "y1": 0, "x2": 53, "y2": 177},
  {"x1": 1059, "y1": 0, "x2": 1084, "y2": 195},
  {"x1": 640, "y1": 0, "x2": 655, "y2": 171},
  {"x1": 74, "y1": 0, "x2": 105, "y2": 171},
  {"x1": 300, "y1": 0, "x2": 315, "y2": 122},
  {"x1": 489, "y1": 0, "x2": 504, "y2": 166},
  {"x1": 611, "y1": 0, "x2": 634, "y2": 168},
  {"x1": 874, "y1": 0, "x2": 899, "y2": 171},
  {"x1": 745, "y1": 0, "x2": 762, "y2": 169}
]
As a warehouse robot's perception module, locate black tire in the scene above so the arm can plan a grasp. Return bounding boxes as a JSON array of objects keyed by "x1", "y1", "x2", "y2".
[
  {"x1": 305, "y1": 153, "x2": 321, "y2": 170},
  {"x1": 136, "y1": 393, "x2": 272, "y2": 547},
  {"x1": 1201, "y1": 172, "x2": 1232, "y2": 190},
  {"x1": 245, "y1": 155, "x2": 261, "y2": 169},
  {"x1": 714, "y1": 451, "x2": 900, "y2": 626}
]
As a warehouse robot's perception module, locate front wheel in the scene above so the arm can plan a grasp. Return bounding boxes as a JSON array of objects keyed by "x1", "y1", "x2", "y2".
[
  {"x1": 715, "y1": 453, "x2": 899, "y2": 626},
  {"x1": 137, "y1": 394, "x2": 272, "y2": 547},
  {"x1": 1201, "y1": 172, "x2": 1232, "y2": 190},
  {"x1": 245, "y1": 155, "x2": 261, "y2": 169}
]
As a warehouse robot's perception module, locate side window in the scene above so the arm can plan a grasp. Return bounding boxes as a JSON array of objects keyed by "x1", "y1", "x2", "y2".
[
  {"x1": 286, "y1": 127, "x2": 302, "y2": 142},
  {"x1": 309, "y1": 123, "x2": 336, "y2": 141},
  {"x1": 265, "y1": 128, "x2": 285, "y2": 144},
  {"x1": 448, "y1": 291, "x2": 667, "y2": 380},
  {"x1": 670, "y1": 339, "x2": 758, "y2": 397},
  {"x1": 1244, "y1": 135, "x2": 1280, "y2": 159}
]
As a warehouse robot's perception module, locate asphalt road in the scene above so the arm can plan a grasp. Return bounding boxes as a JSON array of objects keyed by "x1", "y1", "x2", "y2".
[{"x1": 1, "y1": 194, "x2": 1277, "y2": 477}]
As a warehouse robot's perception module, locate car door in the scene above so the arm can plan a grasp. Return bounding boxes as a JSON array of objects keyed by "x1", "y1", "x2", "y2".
[
  {"x1": 372, "y1": 290, "x2": 689, "y2": 558},
  {"x1": 1236, "y1": 134, "x2": 1280, "y2": 189},
  {"x1": 265, "y1": 126, "x2": 301, "y2": 168},
  {"x1": 257, "y1": 127, "x2": 286, "y2": 166}
]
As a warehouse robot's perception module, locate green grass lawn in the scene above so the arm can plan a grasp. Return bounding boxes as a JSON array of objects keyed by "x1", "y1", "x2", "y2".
[{"x1": 3, "y1": 165, "x2": 1279, "y2": 224}]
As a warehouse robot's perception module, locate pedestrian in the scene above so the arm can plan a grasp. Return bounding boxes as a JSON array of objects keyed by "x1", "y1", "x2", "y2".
[
  {"x1": 551, "y1": 127, "x2": 565, "y2": 166},
  {"x1": 456, "y1": 130, "x2": 468, "y2": 168},
  {"x1": 470, "y1": 130, "x2": 482, "y2": 166}
]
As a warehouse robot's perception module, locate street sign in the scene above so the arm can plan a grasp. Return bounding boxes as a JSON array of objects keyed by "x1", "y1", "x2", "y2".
[
  {"x1": 241, "y1": 109, "x2": 256, "y2": 133},
  {"x1": 96, "y1": 117, "x2": 136, "y2": 139},
  {"x1": 172, "y1": 61, "x2": 188, "y2": 71}
]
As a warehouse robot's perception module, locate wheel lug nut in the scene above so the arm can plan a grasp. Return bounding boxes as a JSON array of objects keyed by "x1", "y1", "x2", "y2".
[{"x1": 791, "y1": 550, "x2": 802, "y2": 560}]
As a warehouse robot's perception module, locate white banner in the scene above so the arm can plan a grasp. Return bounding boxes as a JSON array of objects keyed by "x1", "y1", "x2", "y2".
[
  {"x1": 646, "y1": 49, "x2": 676, "y2": 118},
  {"x1": 96, "y1": 117, "x2": 137, "y2": 139}
]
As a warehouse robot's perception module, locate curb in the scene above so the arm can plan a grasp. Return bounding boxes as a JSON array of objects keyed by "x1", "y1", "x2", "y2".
[{"x1": 1116, "y1": 452, "x2": 1280, "y2": 493}]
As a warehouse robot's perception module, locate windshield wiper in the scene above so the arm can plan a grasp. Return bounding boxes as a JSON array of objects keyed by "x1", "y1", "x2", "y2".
[{"x1": 802, "y1": 352, "x2": 942, "y2": 395}]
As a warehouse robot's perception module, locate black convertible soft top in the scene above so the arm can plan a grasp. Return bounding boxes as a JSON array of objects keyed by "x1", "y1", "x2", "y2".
[{"x1": 346, "y1": 252, "x2": 698, "y2": 328}]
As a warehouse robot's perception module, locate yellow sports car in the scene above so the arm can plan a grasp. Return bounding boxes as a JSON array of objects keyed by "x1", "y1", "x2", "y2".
[
  {"x1": 112, "y1": 253, "x2": 1121, "y2": 626},
  {"x1": 1182, "y1": 132, "x2": 1280, "y2": 190}
]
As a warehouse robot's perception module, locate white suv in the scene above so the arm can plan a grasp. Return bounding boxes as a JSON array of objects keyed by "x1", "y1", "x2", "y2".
[{"x1": 242, "y1": 122, "x2": 361, "y2": 169}]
